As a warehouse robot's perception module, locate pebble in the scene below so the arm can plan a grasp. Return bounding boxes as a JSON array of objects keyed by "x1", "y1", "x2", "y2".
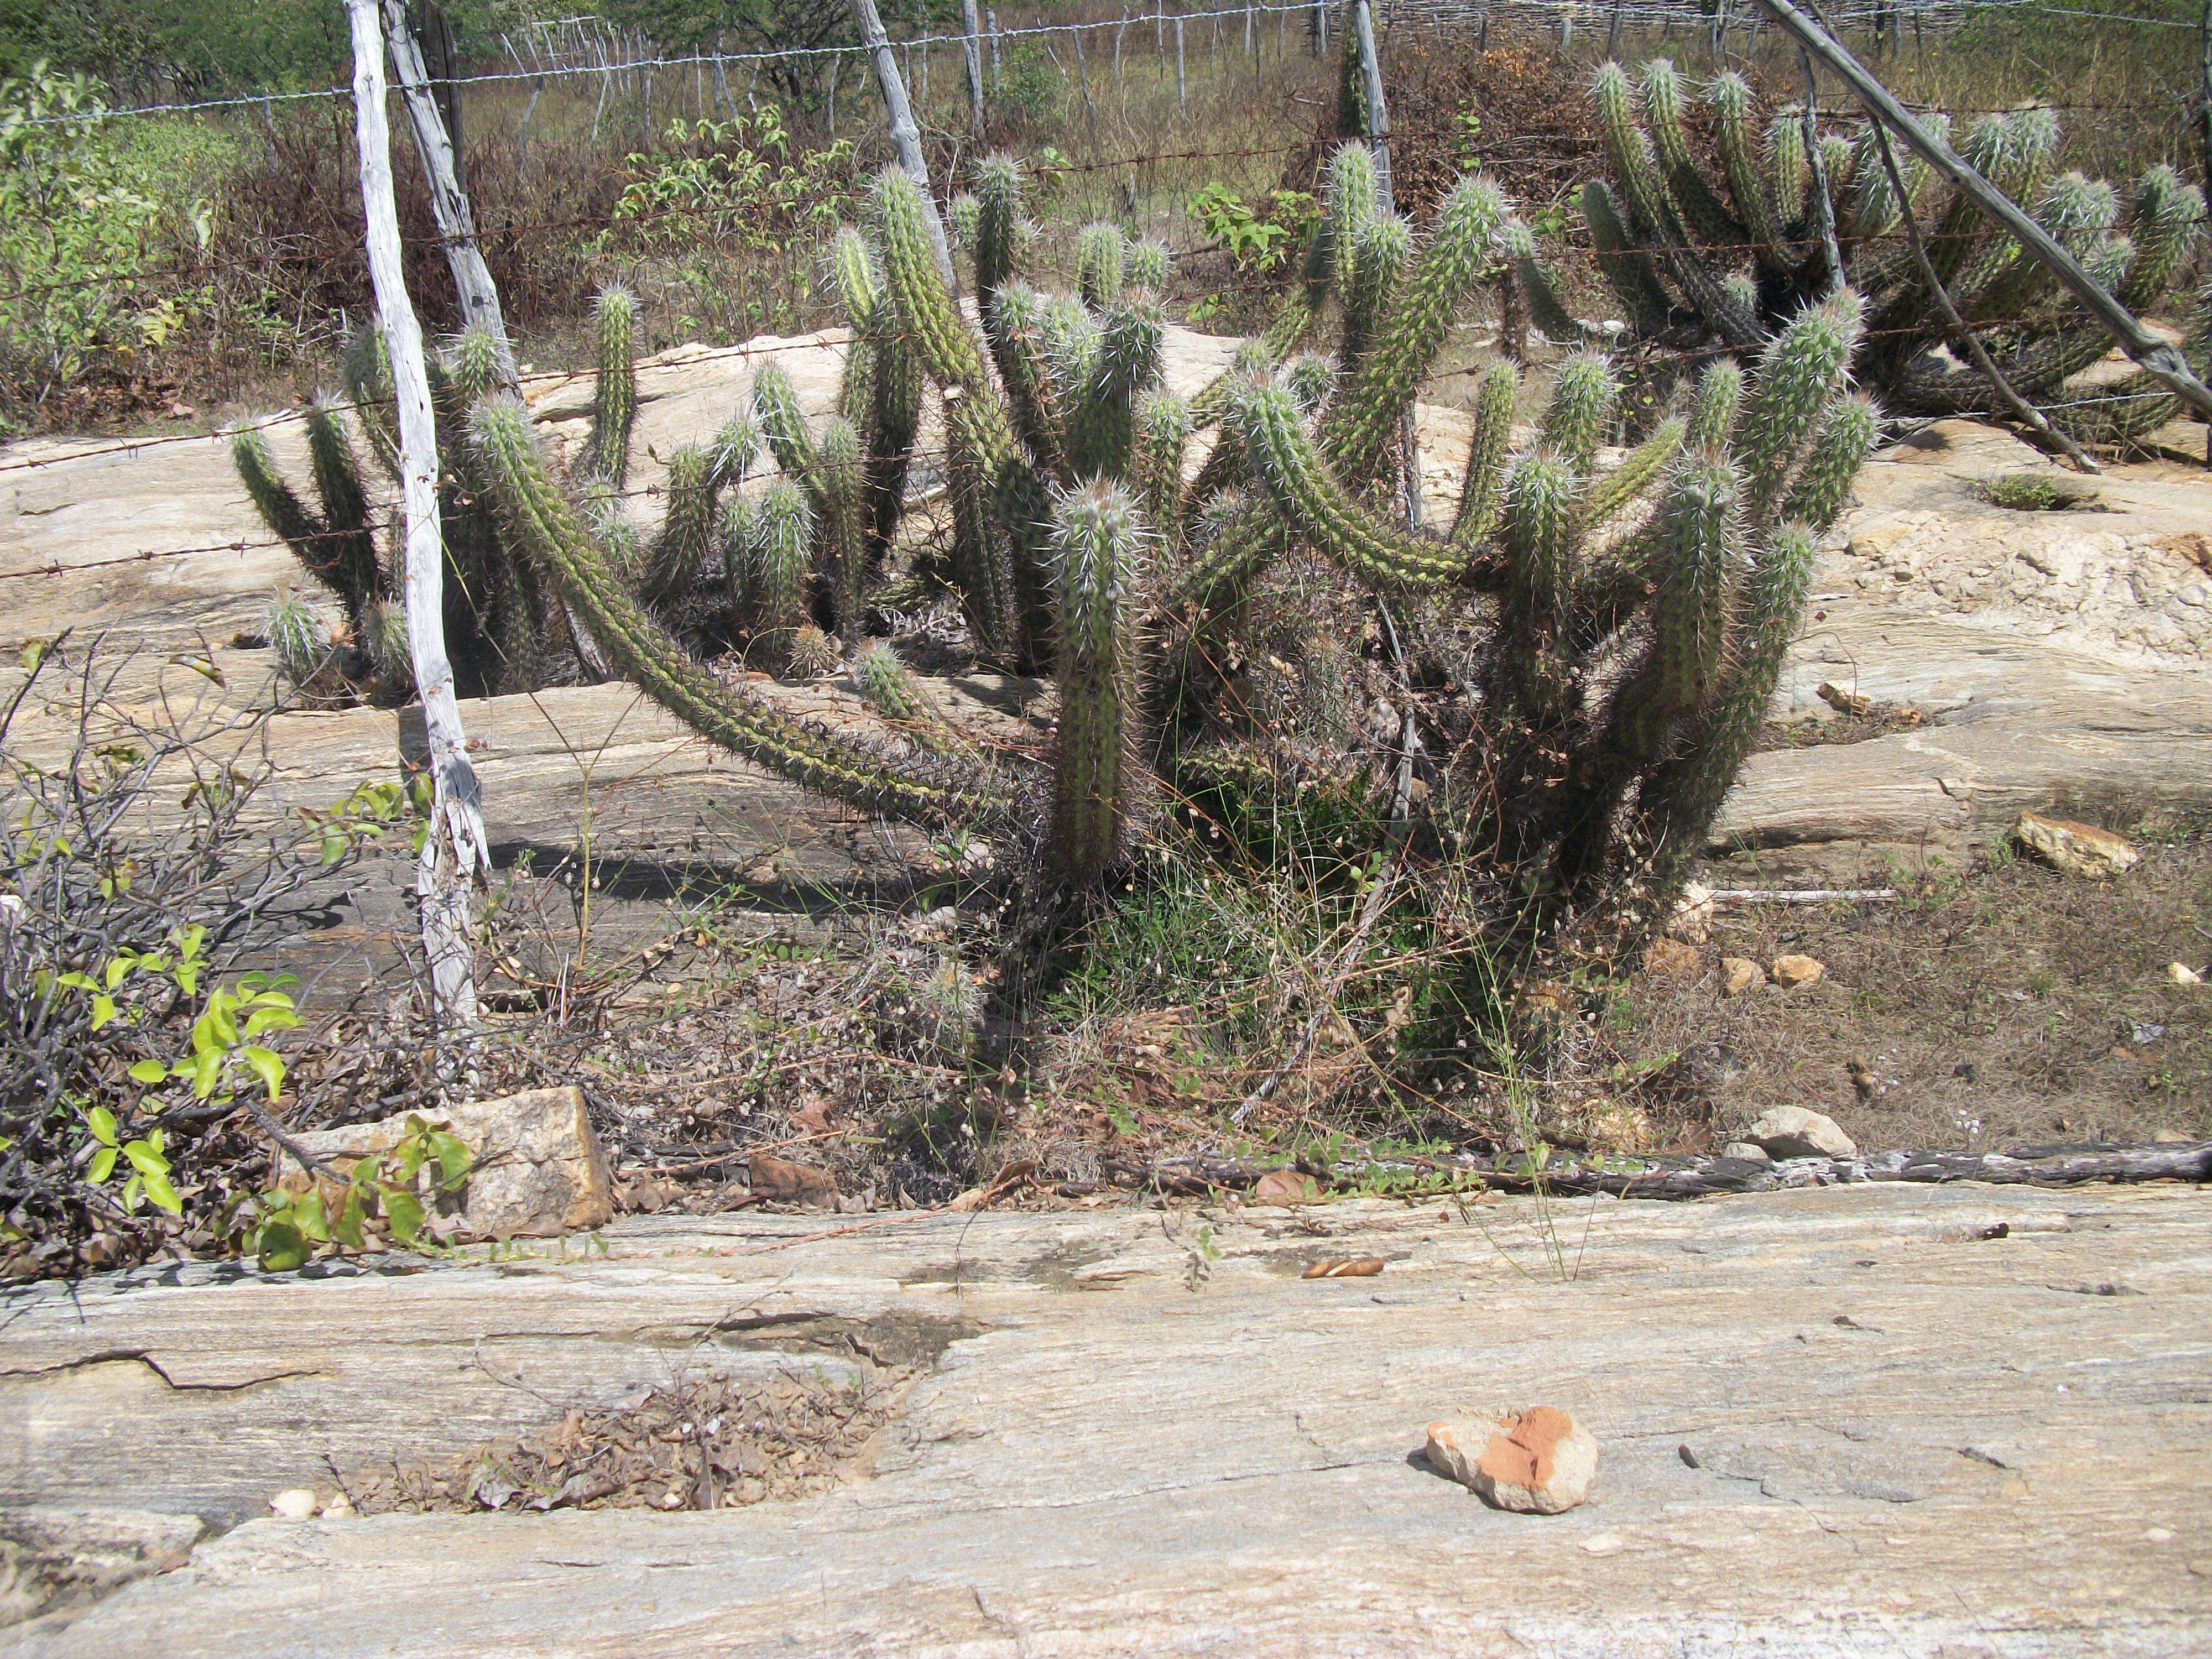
[
  {"x1": 1771, "y1": 953, "x2": 1825, "y2": 988},
  {"x1": 2168, "y1": 962, "x2": 2204, "y2": 986},
  {"x1": 1425, "y1": 1407, "x2": 1599, "y2": 1514},
  {"x1": 1721, "y1": 1141, "x2": 1772, "y2": 1164},
  {"x1": 1720, "y1": 957, "x2": 1766, "y2": 998},
  {"x1": 269, "y1": 1489, "x2": 319, "y2": 1521},
  {"x1": 1746, "y1": 1105, "x2": 1857, "y2": 1161}
]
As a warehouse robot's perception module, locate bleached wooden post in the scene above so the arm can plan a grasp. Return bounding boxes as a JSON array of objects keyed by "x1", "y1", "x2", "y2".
[
  {"x1": 347, "y1": 0, "x2": 490, "y2": 1034},
  {"x1": 1351, "y1": 0, "x2": 1392, "y2": 206}
]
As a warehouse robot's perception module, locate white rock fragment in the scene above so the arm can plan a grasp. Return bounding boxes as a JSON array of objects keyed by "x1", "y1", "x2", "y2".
[
  {"x1": 1746, "y1": 1106, "x2": 1856, "y2": 1161},
  {"x1": 269, "y1": 1489, "x2": 318, "y2": 1521}
]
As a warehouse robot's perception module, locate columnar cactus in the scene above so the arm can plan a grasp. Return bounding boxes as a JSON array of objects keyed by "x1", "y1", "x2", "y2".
[
  {"x1": 236, "y1": 41, "x2": 1879, "y2": 926},
  {"x1": 1531, "y1": 58, "x2": 2206, "y2": 451}
]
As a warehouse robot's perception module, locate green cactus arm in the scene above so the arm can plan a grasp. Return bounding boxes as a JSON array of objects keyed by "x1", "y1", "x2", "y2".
[
  {"x1": 831, "y1": 227, "x2": 881, "y2": 424},
  {"x1": 990, "y1": 280, "x2": 1073, "y2": 480},
  {"x1": 1541, "y1": 351, "x2": 1620, "y2": 472},
  {"x1": 1687, "y1": 358, "x2": 1745, "y2": 456},
  {"x1": 1340, "y1": 210, "x2": 1410, "y2": 374},
  {"x1": 707, "y1": 414, "x2": 762, "y2": 493},
  {"x1": 1068, "y1": 294, "x2": 1166, "y2": 481},
  {"x1": 341, "y1": 325, "x2": 401, "y2": 482},
  {"x1": 1325, "y1": 143, "x2": 1381, "y2": 292},
  {"x1": 469, "y1": 398, "x2": 1016, "y2": 831},
  {"x1": 1450, "y1": 361, "x2": 1519, "y2": 547},
  {"x1": 1781, "y1": 394, "x2": 1879, "y2": 534},
  {"x1": 1579, "y1": 181, "x2": 1677, "y2": 339},
  {"x1": 752, "y1": 359, "x2": 820, "y2": 486},
  {"x1": 748, "y1": 476, "x2": 814, "y2": 655},
  {"x1": 302, "y1": 396, "x2": 384, "y2": 612},
  {"x1": 1134, "y1": 389, "x2": 1192, "y2": 540},
  {"x1": 1260, "y1": 212, "x2": 1334, "y2": 361},
  {"x1": 1124, "y1": 237, "x2": 1170, "y2": 290},
  {"x1": 1178, "y1": 418, "x2": 1253, "y2": 528},
  {"x1": 945, "y1": 393, "x2": 1028, "y2": 666},
  {"x1": 815, "y1": 416, "x2": 869, "y2": 643},
  {"x1": 1241, "y1": 382, "x2": 1475, "y2": 590},
  {"x1": 2121, "y1": 165, "x2": 2204, "y2": 312},
  {"x1": 1076, "y1": 221, "x2": 1126, "y2": 309},
  {"x1": 1734, "y1": 289, "x2": 1863, "y2": 524},
  {"x1": 872, "y1": 168, "x2": 992, "y2": 396},
  {"x1": 719, "y1": 492, "x2": 758, "y2": 615},
  {"x1": 1765, "y1": 108, "x2": 1810, "y2": 232},
  {"x1": 1048, "y1": 481, "x2": 1147, "y2": 882},
  {"x1": 642, "y1": 444, "x2": 718, "y2": 604},
  {"x1": 1548, "y1": 451, "x2": 1742, "y2": 888},
  {"x1": 1709, "y1": 72, "x2": 1794, "y2": 278},
  {"x1": 582, "y1": 286, "x2": 638, "y2": 488},
  {"x1": 1595, "y1": 61, "x2": 1687, "y2": 247},
  {"x1": 1581, "y1": 414, "x2": 1686, "y2": 529},
  {"x1": 1641, "y1": 59, "x2": 1746, "y2": 249},
  {"x1": 1324, "y1": 173, "x2": 1508, "y2": 487},
  {"x1": 974, "y1": 153, "x2": 1026, "y2": 308},
  {"x1": 862, "y1": 296, "x2": 923, "y2": 569},
  {"x1": 1636, "y1": 521, "x2": 1818, "y2": 886},
  {"x1": 233, "y1": 422, "x2": 355, "y2": 614}
]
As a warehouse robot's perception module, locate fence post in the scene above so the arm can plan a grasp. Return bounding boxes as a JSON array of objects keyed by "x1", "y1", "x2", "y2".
[
  {"x1": 1352, "y1": 0, "x2": 1392, "y2": 206},
  {"x1": 850, "y1": 0, "x2": 956, "y2": 284},
  {"x1": 963, "y1": 0, "x2": 987, "y2": 142},
  {"x1": 1175, "y1": 11, "x2": 1186, "y2": 111},
  {"x1": 1558, "y1": 3, "x2": 1573, "y2": 55},
  {"x1": 346, "y1": 0, "x2": 489, "y2": 1037},
  {"x1": 382, "y1": 0, "x2": 520, "y2": 398},
  {"x1": 1071, "y1": 23, "x2": 1098, "y2": 138},
  {"x1": 988, "y1": 8, "x2": 1001, "y2": 91}
]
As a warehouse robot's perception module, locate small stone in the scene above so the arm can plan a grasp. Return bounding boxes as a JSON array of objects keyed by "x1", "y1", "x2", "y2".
[
  {"x1": 1720, "y1": 957, "x2": 1766, "y2": 998},
  {"x1": 1746, "y1": 1105, "x2": 1856, "y2": 1161},
  {"x1": 279, "y1": 1086, "x2": 612, "y2": 1243},
  {"x1": 269, "y1": 1489, "x2": 318, "y2": 1521},
  {"x1": 1425, "y1": 1407, "x2": 1599, "y2": 1515},
  {"x1": 1668, "y1": 882, "x2": 1714, "y2": 945},
  {"x1": 320, "y1": 1496, "x2": 356, "y2": 1519},
  {"x1": 2167, "y1": 962, "x2": 2204, "y2": 985},
  {"x1": 1722, "y1": 1141, "x2": 1771, "y2": 1164},
  {"x1": 2013, "y1": 811, "x2": 2140, "y2": 880},
  {"x1": 2154, "y1": 1129, "x2": 2192, "y2": 1145},
  {"x1": 1643, "y1": 936, "x2": 1704, "y2": 982},
  {"x1": 1771, "y1": 953, "x2": 1825, "y2": 988}
]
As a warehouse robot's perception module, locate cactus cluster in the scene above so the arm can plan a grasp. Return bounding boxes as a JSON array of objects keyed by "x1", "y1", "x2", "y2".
[
  {"x1": 1516, "y1": 59, "x2": 2206, "y2": 449},
  {"x1": 238, "y1": 87, "x2": 1871, "y2": 925}
]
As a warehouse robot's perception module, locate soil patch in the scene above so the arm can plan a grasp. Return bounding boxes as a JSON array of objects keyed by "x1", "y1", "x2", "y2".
[
  {"x1": 1588, "y1": 838, "x2": 2212, "y2": 1155},
  {"x1": 347, "y1": 1364, "x2": 910, "y2": 1516}
]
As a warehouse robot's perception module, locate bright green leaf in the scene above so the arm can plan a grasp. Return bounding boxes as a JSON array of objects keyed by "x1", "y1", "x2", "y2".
[
  {"x1": 87, "y1": 1146, "x2": 117, "y2": 1183},
  {"x1": 241, "y1": 1045, "x2": 285, "y2": 1099},
  {"x1": 127, "y1": 1059, "x2": 168, "y2": 1086},
  {"x1": 87, "y1": 1105, "x2": 117, "y2": 1145},
  {"x1": 382, "y1": 1189, "x2": 425, "y2": 1246}
]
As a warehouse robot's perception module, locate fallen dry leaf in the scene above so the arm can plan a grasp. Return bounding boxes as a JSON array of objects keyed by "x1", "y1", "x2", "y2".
[
  {"x1": 1302, "y1": 1256, "x2": 1385, "y2": 1279},
  {"x1": 1251, "y1": 1168, "x2": 1324, "y2": 1205}
]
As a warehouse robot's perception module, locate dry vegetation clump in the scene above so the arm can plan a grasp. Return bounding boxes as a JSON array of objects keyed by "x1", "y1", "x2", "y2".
[
  {"x1": 1374, "y1": 38, "x2": 1608, "y2": 224},
  {"x1": 348, "y1": 1364, "x2": 909, "y2": 1515}
]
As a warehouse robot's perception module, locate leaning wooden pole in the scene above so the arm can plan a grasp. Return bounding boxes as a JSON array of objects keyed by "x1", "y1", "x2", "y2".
[
  {"x1": 1759, "y1": 0, "x2": 2212, "y2": 427},
  {"x1": 348, "y1": 0, "x2": 490, "y2": 1035},
  {"x1": 380, "y1": 0, "x2": 519, "y2": 397},
  {"x1": 961, "y1": 0, "x2": 987, "y2": 144},
  {"x1": 1350, "y1": 0, "x2": 1392, "y2": 207},
  {"x1": 849, "y1": 0, "x2": 956, "y2": 284}
]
